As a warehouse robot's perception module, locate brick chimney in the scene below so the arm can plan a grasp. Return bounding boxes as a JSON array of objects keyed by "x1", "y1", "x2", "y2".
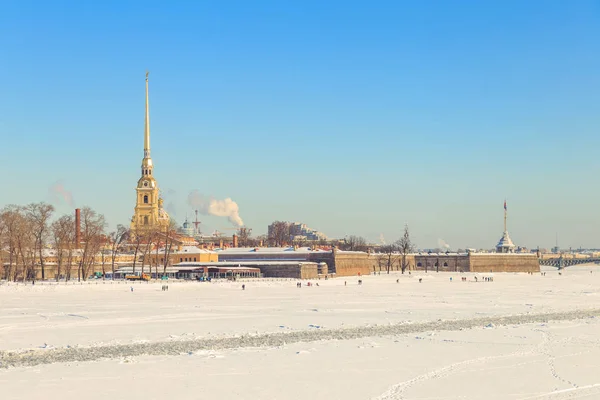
[
  {"x1": 75, "y1": 208, "x2": 81, "y2": 248},
  {"x1": 232, "y1": 234, "x2": 238, "y2": 248}
]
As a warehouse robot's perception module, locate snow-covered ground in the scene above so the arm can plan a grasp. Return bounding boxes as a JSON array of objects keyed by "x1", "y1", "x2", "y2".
[{"x1": 1, "y1": 265, "x2": 600, "y2": 399}]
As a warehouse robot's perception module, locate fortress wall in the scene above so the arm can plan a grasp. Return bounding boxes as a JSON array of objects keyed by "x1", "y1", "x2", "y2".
[
  {"x1": 413, "y1": 255, "x2": 470, "y2": 272},
  {"x1": 258, "y1": 263, "x2": 318, "y2": 279},
  {"x1": 371, "y1": 254, "x2": 416, "y2": 273},
  {"x1": 331, "y1": 252, "x2": 373, "y2": 276},
  {"x1": 468, "y1": 254, "x2": 540, "y2": 273}
]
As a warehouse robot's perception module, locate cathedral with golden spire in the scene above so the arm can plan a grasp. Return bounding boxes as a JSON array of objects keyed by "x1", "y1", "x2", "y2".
[{"x1": 131, "y1": 72, "x2": 170, "y2": 234}]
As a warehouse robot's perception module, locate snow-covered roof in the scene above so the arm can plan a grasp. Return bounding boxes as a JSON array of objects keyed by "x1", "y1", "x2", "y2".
[
  {"x1": 175, "y1": 261, "x2": 319, "y2": 267},
  {"x1": 42, "y1": 248, "x2": 84, "y2": 257},
  {"x1": 496, "y1": 231, "x2": 516, "y2": 249},
  {"x1": 217, "y1": 247, "x2": 330, "y2": 254},
  {"x1": 157, "y1": 246, "x2": 216, "y2": 254}
]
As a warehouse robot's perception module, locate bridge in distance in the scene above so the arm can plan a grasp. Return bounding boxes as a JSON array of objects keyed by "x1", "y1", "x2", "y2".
[{"x1": 538, "y1": 257, "x2": 600, "y2": 269}]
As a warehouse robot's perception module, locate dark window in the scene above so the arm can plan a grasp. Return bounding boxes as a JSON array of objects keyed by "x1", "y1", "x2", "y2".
[
  {"x1": 417, "y1": 262, "x2": 422, "y2": 267},
  {"x1": 443, "y1": 262, "x2": 448, "y2": 267},
  {"x1": 180, "y1": 258, "x2": 183, "y2": 262},
  {"x1": 194, "y1": 257, "x2": 197, "y2": 262},
  {"x1": 143, "y1": 195, "x2": 148, "y2": 204}
]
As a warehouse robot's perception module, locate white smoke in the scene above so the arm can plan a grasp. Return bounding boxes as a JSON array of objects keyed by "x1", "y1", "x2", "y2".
[
  {"x1": 187, "y1": 190, "x2": 244, "y2": 227},
  {"x1": 438, "y1": 238, "x2": 450, "y2": 249},
  {"x1": 48, "y1": 180, "x2": 75, "y2": 207},
  {"x1": 379, "y1": 234, "x2": 386, "y2": 245}
]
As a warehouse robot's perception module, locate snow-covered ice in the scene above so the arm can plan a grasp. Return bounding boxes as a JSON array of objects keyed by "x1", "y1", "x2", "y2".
[{"x1": 1, "y1": 265, "x2": 599, "y2": 399}]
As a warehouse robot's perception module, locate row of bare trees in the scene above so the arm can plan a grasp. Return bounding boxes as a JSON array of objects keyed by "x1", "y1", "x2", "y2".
[
  {"x1": 128, "y1": 220, "x2": 178, "y2": 279},
  {"x1": 0, "y1": 202, "x2": 181, "y2": 282},
  {"x1": 0, "y1": 203, "x2": 108, "y2": 281}
]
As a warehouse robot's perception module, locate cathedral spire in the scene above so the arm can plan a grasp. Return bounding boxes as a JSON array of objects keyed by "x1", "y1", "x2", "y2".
[{"x1": 144, "y1": 71, "x2": 151, "y2": 158}]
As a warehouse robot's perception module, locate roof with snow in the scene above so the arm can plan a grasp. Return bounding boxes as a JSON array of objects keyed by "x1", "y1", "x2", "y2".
[{"x1": 216, "y1": 247, "x2": 331, "y2": 254}]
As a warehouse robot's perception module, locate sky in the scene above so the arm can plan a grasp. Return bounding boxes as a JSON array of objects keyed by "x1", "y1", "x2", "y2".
[{"x1": 1, "y1": 0, "x2": 599, "y2": 250}]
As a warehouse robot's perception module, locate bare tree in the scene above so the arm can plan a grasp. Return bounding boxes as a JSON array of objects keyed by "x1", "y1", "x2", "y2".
[
  {"x1": 108, "y1": 225, "x2": 129, "y2": 280},
  {"x1": 141, "y1": 227, "x2": 160, "y2": 278},
  {"x1": 131, "y1": 231, "x2": 144, "y2": 275},
  {"x1": 79, "y1": 207, "x2": 106, "y2": 281},
  {"x1": 268, "y1": 221, "x2": 290, "y2": 247},
  {"x1": 236, "y1": 227, "x2": 252, "y2": 247},
  {"x1": 51, "y1": 215, "x2": 74, "y2": 281},
  {"x1": 0, "y1": 206, "x2": 21, "y2": 281},
  {"x1": 396, "y1": 224, "x2": 414, "y2": 274},
  {"x1": 343, "y1": 235, "x2": 368, "y2": 252},
  {"x1": 380, "y1": 244, "x2": 399, "y2": 274},
  {"x1": 0, "y1": 214, "x2": 5, "y2": 279},
  {"x1": 26, "y1": 202, "x2": 55, "y2": 280},
  {"x1": 256, "y1": 234, "x2": 267, "y2": 247},
  {"x1": 162, "y1": 220, "x2": 178, "y2": 277},
  {"x1": 13, "y1": 208, "x2": 36, "y2": 281}
]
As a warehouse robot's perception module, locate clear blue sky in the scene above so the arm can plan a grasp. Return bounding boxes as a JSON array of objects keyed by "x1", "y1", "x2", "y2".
[{"x1": 1, "y1": 0, "x2": 599, "y2": 250}]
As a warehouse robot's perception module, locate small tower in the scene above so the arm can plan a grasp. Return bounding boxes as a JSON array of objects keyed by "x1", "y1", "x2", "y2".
[{"x1": 496, "y1": 200, "x2": 516, "y2": 253}]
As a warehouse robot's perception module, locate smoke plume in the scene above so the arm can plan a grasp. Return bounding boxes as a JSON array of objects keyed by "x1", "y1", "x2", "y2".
[
  {"x1": 48, "y1": 180, "x2": 75, "y2": 207},
  {"x1": 187, "y1": 190, "x2": 244, "y2": 227},
  {"x1": 438, "y1": 239, "x2": 451, "y2": 249},
  {"x1": 379, "y1": 234, "x2": 386, "y2": 245},
  {"x1": 161, "y1": 188, "x2": 178, "y2": 217},
  {"x1": 166, "y1": 202, "x2": 177, "y2": 217}
]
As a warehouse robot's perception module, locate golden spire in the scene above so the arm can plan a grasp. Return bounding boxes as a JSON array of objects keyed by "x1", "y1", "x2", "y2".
[{"x1": 144, "y1": 71, "x2": 150, "y2": 158}]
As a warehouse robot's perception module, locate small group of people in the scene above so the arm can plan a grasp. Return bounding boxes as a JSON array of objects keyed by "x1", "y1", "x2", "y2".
[
  {"x1": 161, "y1": 284, "x2": 169, "y2": 291},
  {"x1": 299, "y1": 281, "x2": 318, "y2": 287}
]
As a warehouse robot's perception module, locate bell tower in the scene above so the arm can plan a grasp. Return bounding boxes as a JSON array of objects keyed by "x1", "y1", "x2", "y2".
[{"x1": 131, "y1": 72, "x2": 169, "y2": 234}]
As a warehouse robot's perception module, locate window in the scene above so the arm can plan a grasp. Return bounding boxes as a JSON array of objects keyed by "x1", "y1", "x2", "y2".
[
  {"x1": 417, "y1": 262, "x2": 422, "y2": 267},
  {"x1": 143, "y1": 195, "x2": 148, "y2": 204},
  {"x1": 144, "y1": 216, "x2": 148, "y2": 225},
  {"x1": 443, "y1": 262, "x2": 448, "y2": 267},
  {"x1": 194, "y1": 257, "x2": 197, "y2": 262},
  {"x1": 180, "y1": 258, "x2": 183, "y2": 262}
]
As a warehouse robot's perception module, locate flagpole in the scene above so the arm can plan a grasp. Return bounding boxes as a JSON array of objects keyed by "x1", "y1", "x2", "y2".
[{"x1": 504, "y1": 200, "x2": 507, "y2": 232}]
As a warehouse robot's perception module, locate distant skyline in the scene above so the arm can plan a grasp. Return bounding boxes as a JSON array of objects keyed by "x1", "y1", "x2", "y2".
[{"x1": 1, "y1": 1, "x2": 599, "y2": 249}]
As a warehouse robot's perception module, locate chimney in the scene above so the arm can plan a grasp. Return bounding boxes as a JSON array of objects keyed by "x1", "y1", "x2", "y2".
[
  {"x1": 75, "y1": 208, "x2": 81, "y2": 248},
  {"x1": 232, "y1": 234, "x2": 238, "y2": 248}
]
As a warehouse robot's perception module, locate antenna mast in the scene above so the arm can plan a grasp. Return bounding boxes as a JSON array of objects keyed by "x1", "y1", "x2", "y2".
[{"x1": 193, "y1": 209, "x2": 201, "y2": 235}]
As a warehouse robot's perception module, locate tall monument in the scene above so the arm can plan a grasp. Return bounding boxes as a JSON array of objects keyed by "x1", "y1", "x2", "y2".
[
  {"x1": 496, "y1": 200, "x2": 516, "y2": 253},
  {"x1": 131, "y1": 72, "x2": 170, "y2": 234}
]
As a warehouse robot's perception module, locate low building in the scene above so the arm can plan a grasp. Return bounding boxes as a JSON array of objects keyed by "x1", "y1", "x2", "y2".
[
  {"x1": 175, "y1": 261, "x2": 319, "y2": 279},
  {"x1": 144, "y1": 245, "x2": 218, "y2": 266}
]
